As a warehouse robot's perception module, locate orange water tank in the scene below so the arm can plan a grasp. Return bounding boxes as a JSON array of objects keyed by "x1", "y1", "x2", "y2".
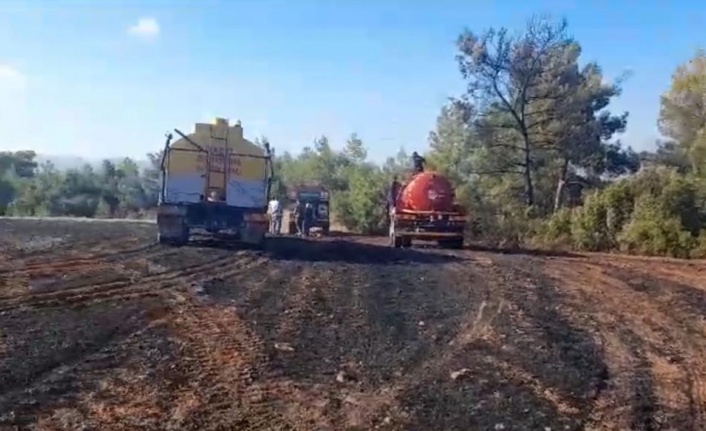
[{"x1": 398, "y1": 171, "x2": 456, "y2": 212}]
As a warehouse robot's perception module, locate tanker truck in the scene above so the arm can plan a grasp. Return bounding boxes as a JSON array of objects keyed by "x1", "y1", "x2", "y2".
[
  {"x1": 156, "y1": 118, "x2": 274, "y2": 247},
  {"x1": 388, "y1": 171, "x2": 467, "y2": 249}
]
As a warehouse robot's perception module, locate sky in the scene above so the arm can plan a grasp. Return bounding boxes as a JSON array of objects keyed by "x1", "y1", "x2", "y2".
[{"x1": 0, "y1": 0, "x2": 704, "y2": 163}]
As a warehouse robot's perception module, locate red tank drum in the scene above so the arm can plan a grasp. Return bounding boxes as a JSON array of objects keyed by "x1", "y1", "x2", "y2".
[{"x1": 398, "y1": 172, "x2": 456, "y2": 212}]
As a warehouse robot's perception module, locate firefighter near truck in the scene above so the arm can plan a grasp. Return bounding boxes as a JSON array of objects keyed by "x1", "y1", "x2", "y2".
[
  {"x1": 156, "y1": 118, "x2": 274, "y2": 248},
  {"x1": 387, "y1": 170, "x2": 467, "y2": 249}
]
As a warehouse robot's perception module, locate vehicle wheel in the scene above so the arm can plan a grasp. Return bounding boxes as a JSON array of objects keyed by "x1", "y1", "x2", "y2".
[
  {"x1": 322, "y1": 224, "x2": 330, "y2": 236},
  {"x1": 402, "y1": 237, "x2": 412, "y2": 248}
]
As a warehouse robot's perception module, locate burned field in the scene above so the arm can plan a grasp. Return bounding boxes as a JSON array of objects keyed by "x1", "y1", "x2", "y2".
[{"x1": 0, "y1": 218, "x2": 705, "y2": 430}]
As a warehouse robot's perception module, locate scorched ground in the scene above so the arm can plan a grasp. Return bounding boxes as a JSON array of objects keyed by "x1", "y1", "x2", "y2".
[{"x1": 0, "y1": 218, "x2": 705, "y2": 430}]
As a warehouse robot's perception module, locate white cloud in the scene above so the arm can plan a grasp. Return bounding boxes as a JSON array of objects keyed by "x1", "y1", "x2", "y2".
[
  {"x1": 0, "y1": 65, "x2": 27, "y2": 91},
  {"x1": 127, "y1": 17, "x2": 160, "y2": 39}
]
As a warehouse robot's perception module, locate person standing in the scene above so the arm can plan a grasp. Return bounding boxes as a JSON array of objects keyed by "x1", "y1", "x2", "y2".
[
  {"x1": 386, "y1": 176, "x2": 401, "y2": 224},
  {"x1": 303, "y1": 202, "x2": 314, "y2": 237},
  {"x1": 294, "y1": 200, "x2": 305, "y2": 236},
  {"x1": 267, "y1": 198, "x2": 282, "y2": 235},
  {"x1": 412, "y1": 151, "x2": 426, "y2": 173}
]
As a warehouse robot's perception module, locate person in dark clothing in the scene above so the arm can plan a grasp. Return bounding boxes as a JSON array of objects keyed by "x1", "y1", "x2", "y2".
[
  {"x1": 389, "y1": 178, "x2": 401, "y2": 204},
  {"x1": 303, "y1": 202, "x2": 315, "y2": 236},
  {"x1": 412, "y1": 151, "x2": 426, "y2": 173},
  {"x1": 294, "y1": 200, "x2": 305, "y2": 236},
  {"x1": 386, "y1": 176, "x2": 401, "y2": 222}
]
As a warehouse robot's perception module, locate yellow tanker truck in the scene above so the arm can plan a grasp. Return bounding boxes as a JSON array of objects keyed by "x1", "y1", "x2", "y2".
[{"x1": 156, "y1": 118, "x2": 274, "y2": 247}]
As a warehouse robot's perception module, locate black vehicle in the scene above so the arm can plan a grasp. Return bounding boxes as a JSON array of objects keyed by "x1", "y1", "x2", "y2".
[{"x1": 286, "y1": 185, "x2": 330, "y2": 235}]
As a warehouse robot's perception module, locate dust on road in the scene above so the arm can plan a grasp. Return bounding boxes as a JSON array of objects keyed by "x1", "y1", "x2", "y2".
[{"x1": 0, "y1": 218, "x2": 705, "y2": 430}]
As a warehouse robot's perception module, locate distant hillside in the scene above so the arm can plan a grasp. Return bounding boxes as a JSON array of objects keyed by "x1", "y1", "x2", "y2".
[{"x1": 35, "y1": 155, "x2": 151, "y2": 171}]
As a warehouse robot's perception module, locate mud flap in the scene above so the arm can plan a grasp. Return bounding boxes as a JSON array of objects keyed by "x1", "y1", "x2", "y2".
[
  {"x1": 157, "y1": 215, "x2": 189, "y2": 245},
  {"x1": 241, "y1": 222, "x2": 267, "y2": 248}
]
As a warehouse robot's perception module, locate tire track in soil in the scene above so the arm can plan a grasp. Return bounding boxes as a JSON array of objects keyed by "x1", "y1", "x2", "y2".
[
  {"x1": 5, "y1": 219, "x2": 706, "y2": 429},
  {"x1": 334, "y1": 256, "x2": 485, "y2": 429},
  {"x1": 0, "y1": 250, "x2": 271, "y2": 428},
  {"x1": 0, "y1": 305, "x2": 145, "y2": 406},
  {"x1": 486, "y1": 255, "x2": 610, "y2": 430},
  {"x1": 45, "y1": 259, "x2": 300, "y2": 431},
  {"x1": 579, "y1": 259, "x2": 706, "y2": 430},
  {"x1": 0, "y1": 245, "x2": 181, "y2": 298},
  {"x1": 222, "y1": 246, "x2": 487, "y2": 430},
  {"x1": 383, "y1": 255, "x2": 531, "y2": 430},
  {"x1": 0, "y1": 243, "x2": 160, "y2": 275},
  {"x1": 539, "y1": 257, "x2": 706, "y2": 430},
  {"x1": 0, "y1": 242, "x2": 169, "y2": 297},
  {"x1": 385, "y1": 251, "x2": 611, "y2": 431},
  {"x1": 607, "y1": 260, "x2": 706, "y2": 417},
  {"x1": 165, "y1": 303, "x2": 296, "y2": 431},
  {"x1": 177, "y1": 261, "x2": 360, "y2": 430},
  {"x1": 250, "y1": 263, "x2": 365, "y2": 430},
  {"x1": 141, "y1": 256, "x2": 308, "y2": 430},
  {"x1": 0, "y1": 302, "x2": 175, "y2": 428},
  {"x1": 0, "y1": 220, "x2": 280, "y2": 428},
  {"x1": 0, "y1": 221, "x2": 155, "y2": 263},
  {"x1": 0, "y1": 249, "x2": 267, "y2": 311}
]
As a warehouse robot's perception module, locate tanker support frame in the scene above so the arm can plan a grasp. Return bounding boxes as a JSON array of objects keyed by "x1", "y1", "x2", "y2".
[{"x1": 389, "y1": 209, "x2": 466, "y2": 249}]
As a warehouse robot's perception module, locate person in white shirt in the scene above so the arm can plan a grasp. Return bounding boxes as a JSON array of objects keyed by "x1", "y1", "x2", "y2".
[{"x1": 267, "y1": 199, "x2": 282, "y2": 235}]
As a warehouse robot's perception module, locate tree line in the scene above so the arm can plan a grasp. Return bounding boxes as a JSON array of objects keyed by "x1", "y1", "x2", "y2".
[{"x1": 1, "y1": 16, "x2": 706, "y2": 258}]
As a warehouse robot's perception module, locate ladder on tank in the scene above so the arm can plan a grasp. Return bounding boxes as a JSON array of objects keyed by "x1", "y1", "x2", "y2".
[{"x1": 205, "y1": 122, "x2": 230, "y2": 202}]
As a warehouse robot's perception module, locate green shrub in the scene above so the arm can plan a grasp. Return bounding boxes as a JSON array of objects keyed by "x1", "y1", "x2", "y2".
[
  {"x1": 570, "y1": 191, "x2": 612, "y2": 251},
  {"x1": 617, "y1": 194, "x2": 695, "y2": 258}
]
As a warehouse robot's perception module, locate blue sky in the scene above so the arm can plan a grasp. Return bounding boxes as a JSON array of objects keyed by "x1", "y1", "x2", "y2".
[{"x1": 0, "y1": 0, "x2": 704, "y2": 163}]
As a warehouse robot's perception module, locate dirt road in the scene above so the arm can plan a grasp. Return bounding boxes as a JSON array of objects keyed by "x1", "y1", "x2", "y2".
[{"x1": 0, "y1": 218, "x2": 705, "y2": 430}]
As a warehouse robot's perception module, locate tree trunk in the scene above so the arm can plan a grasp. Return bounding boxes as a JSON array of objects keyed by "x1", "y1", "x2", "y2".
[
  {"x1": 522, "y1": 136, "x2": 534, "y2": 206},
  {"x1": 553, "y1": 158, "x2": 570, "y2": 213}
]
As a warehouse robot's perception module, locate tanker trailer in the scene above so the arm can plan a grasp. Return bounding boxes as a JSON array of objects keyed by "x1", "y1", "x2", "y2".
[
  {"x1": 156, "y1": 118, "x2": 274, "y2": 248},
  {"x1": 388, "y1": 171, "x2": 467, "y2": 249}
]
